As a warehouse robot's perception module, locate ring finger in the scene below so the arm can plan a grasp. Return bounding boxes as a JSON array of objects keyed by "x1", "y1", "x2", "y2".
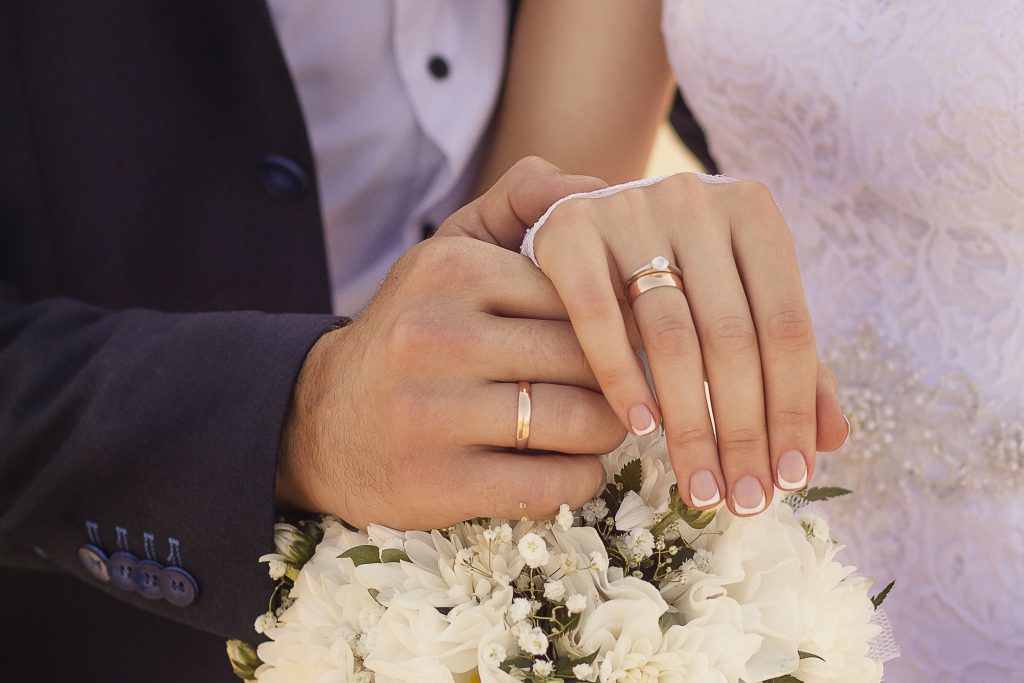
[{"x1": 618, "y1": 250, "x2": 724, "y2": 510}]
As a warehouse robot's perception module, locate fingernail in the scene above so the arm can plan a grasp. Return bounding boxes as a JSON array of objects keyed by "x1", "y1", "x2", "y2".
[
  {"x1": 689, "y1": 470, "x2": 721, "y2": 508},
  {"x1": 628, "y1": 403, "x2": 656, "y2": 436},
  {"x1": 839, "y1": 414, "x2": 852, "y2": 448},
  {"x1": 777, "y1": 450, "x2": 808, "y2": 490},
  {"x1": 732, "y1": 476, "x2": 766, "y2": 515}
]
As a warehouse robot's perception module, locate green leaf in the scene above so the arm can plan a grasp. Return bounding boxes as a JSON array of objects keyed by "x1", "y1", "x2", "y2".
[
  {"x1": 871, "y1": 580, "x2": 895, "y2": 609},
  {"x1": 380, "y1": 548, "x2": 410, "y2": 563},
  {"x1": 659, "y1": 611, "x2": 684, "y2": 630},
  {"x1": 680, "y1": 504, "x2": 718, "y2": 530},
  {"x1": 798, "y1": 651, "x2": 825, "y2": 662},
  {"x1": 338, "y1": 544, "x2": 381, "y2": 566},
  {"x1": 801, "y1": 486, "x2": 852, "y2": 502},
  {"x1": 225, "y1": 639, "x2": 262, "y2": 681},
  {"x1": 767, "y1": 676, "x2": 803, "y2": 683},
  {"x1": 555, "y1": 649, "x2": 599, "y2": 677},
  {"x1": 615, "y1": 458, "x2": 643, "y2": 494}
]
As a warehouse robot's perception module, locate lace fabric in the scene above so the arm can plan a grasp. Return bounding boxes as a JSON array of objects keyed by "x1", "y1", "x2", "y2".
[{"x1": 662, "y1": 2, "x2": 1024, "y2": 680}]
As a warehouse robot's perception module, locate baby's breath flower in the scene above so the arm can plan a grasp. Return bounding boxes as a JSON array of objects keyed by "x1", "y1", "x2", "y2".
[
  {"x1": 493, "y1": 572, "x2": 512, "y2": 587},
  {"x1": 582, "y1": 498, "x2": 608, "y2": 525},
  {"x1": 509, "y1": 597, "x2": 532, "y2": 623},
  {"x1": 481, "y1": 642, "x2": 507, "y2": 668},
  {"x1": 267, "y1": 558, "x2": 288, "y2": 580},
  {"x1": 533, "y1": 659, "x2": 554, "y2": 677},
  {"x1": 565, "y1": 593, "x2": 587, "y2": 615},
  {"x1": 555, "y1": 503, "x2": 574, "y2": 531},
  {"x1": 693, "y1": 548, "x2": 714, "y2": 572},
  {"x1": 623, "y1": 527, "x2": 656, "y2": 560},
  {"x1": 517, "y1": 532, "x2": 550, "y2": 569},
  {"x1": 482, "y1": 528, "x2": 498, "y2": 543},
  {"x1": 496, "y1": 523, "x2": 514, "y2": 544},
  {"x1": 543, "y1": 579, "x2": 566, "y2": 601},
  {"x1": 518, "y1": 626, "x2": 550, "y2": 656},
  {"x1": 455, "y1": 548, "x2": 474, "y2": 566},
  {"x1": 253, "y1": 612, "x2": 277, "y2": 634},
  {"x1": 589, "y1": 551, "x2": 609, "y2": 572}
]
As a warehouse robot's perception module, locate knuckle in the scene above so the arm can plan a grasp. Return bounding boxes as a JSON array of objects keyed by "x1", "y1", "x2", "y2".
[
  {"x1": 568, "y1": 285, "x2": 615, "y2": 324},
  {"x1": 645, "y1": 312, "x2": 699, "y2": 356},
  {"x1": 551, "y1": 392, "x2": 588, "y2": 437},
  {"x1": 594, "y1": 360, "x2": 637, "y2": 394},
  {"x1": 734, "y1": 179, "x2": 776, "y2": 205},
  {"x1": 704, "y1": 315, "x2": 758, "y2": 355},
  {"x1": 513, "y1": 155, "x2": 558, "y2": 178},
  {"x1": 666, "y1": 425, "x2": 715, "y2": 454},
  {"x1": 387, "y1": 308, "x2": 455, "y2": 358},
  {"x1": 407, "y1": 237, "x2": 481, "y2": 286},
  {"x1": 772, "y1": 404, "x2": 815, "y2": 428},
  {"x1": 764, "y1": 303, "x2": 814, "y2": 351},
  {"x1": 718, "y1": 427, "x2": 768, "y2": 457}
]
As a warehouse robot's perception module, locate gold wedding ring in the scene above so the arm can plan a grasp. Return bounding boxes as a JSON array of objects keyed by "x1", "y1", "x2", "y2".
[
  {"x1": 624, "y1": 256, "x2": 684, "y2": 304},
  {"x1": 515, "y1": 381, "x2": 532, "y2": 451}
]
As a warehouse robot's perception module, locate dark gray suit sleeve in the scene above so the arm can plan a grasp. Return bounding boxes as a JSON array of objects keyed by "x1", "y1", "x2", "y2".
[{"x1": 0, "y1": 285, "x2": 341, "y2": 638}]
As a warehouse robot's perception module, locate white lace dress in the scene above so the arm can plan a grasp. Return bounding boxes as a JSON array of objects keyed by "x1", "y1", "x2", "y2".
[{"x1": 662, "y1": 3, "x2": 1024, "y2": 681}]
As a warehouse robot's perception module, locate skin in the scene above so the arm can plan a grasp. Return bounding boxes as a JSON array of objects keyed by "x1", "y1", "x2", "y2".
[
  {"x1": 476, "y1": 1, "x2": 850, "y2": 516},
  {"x1": 277, "y1": 159, "x2": 631, "y2": 530}
]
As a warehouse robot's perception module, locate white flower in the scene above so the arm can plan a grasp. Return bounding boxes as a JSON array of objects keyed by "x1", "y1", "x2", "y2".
[
  {"x1": 509, "y1": 597, "x2": 532, "y2": 623},
  {"x1": 800, "y1": 511, "x2": 831, "y2": 545},
  {"x1": 589, "y1": 550, "x2": 609, "y2": 572},
  {"x1": 518, "y1": 626, "x2": 550, "y2": 656},
  {"x1": 543, "y1": 579, "x2": 566, "y2": 601},
  {"x1": 565, "y1": 593, "x2": 587, "y2": 615},
  {"x1": 582, "y1": 498, "x2": 609, "y2": 525},
  {"x1": 572, "y1": 662, "x2": 595, "y2": 681},
  {"x1": 482, "y1": 528, "x2": 498, "y2": 543},
  {"x1": 496, "y1": 523, "x2": 514, "y2": 544},
  {"x1": 267, "y1": 559, "x2": 288, "y2": 580},
  {"x1": 481, "y1": 641, "x2": 507, "y2": 668},
  {"x1": 517, "y1": 532, "x2": 550, "y2": 569},
  {"x1": 614, "y1": 491, "x2": 656, "y2": 531},
  {"x1": 555, "y1": 503, "x2": 574, "y2": 531},
  {"x1": 532, "y1": 659, "x2": 554, "y2": 677},
  {"x1": 622, "y1": 527, "x2": 656, "y2": 560},
  {"x1": 253, "y1": 612, "x2": 276, "y2": 634},
  {"x1": 455, "y1": 548, "x2": 474, "y2": 566}
]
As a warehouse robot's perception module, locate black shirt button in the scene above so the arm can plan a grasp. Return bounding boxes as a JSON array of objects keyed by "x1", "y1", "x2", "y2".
[
  {"x1": 428, "y1": 56, "x2": 450, "y2": 79},
  {"x1": 422, "y1": 222, "x2": 437, "y2": 239},
  {"x1": 260, "y1": 154, "x2": 309, "y2": 201}
]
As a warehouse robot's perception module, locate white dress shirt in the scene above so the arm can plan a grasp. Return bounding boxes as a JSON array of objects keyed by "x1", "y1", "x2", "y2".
[{"x1": 267, "y1": 1, "x2": 509, "y2": 316}]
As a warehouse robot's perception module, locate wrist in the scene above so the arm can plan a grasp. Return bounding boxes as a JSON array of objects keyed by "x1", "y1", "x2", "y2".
[{"x1": 276, "y1": 320, "x2": 351, "y2": 514}]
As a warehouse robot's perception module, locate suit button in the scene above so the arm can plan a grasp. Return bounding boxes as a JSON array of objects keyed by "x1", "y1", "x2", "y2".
[
  {"x1": 134, "y1": 560, "x2": 164, "y2": 600},
  {"x1": 260, "y1": 154, "x2": 309, "y2": 201},
  {"x1": 108, "y1": 552, "x2": 139, "y2": 592},
  {"x1": 159, "y1": 566, "x2": 199, "y2": 607},
  {"x1": 77, "y1": 544, "x2": 110, "y2": 582}
]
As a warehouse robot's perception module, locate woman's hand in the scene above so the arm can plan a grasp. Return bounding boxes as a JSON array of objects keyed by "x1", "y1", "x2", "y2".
[{"x1": 447, "y1": 157, "x2": 848, "y2": 517}]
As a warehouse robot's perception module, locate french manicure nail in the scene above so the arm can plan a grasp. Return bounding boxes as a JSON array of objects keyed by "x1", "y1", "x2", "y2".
[
  {"x1": 839, "y1": 414, "x2": 852, "y2": 448},
  {"x1": 778, "y1": 450, "x2": 808, "y2": 490},
  {"x1": 628, "y1": 403, "x2": 656, "y2": 436},
  {"x1": 733, "y1": 476, "x2": 766, "y2": 515},
  {"x1": 689, "y1": 470, "x2": 721, "y2": 508}
]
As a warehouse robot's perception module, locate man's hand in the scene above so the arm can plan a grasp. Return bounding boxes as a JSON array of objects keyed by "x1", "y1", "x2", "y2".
[{"x1": 276, "y1": 160, "x2": 625, "y2": 530}]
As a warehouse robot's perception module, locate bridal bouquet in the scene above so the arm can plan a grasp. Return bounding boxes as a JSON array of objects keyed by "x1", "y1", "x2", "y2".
[{"x1": 228, "y1": 435, "x2": 894, "y2": 683}]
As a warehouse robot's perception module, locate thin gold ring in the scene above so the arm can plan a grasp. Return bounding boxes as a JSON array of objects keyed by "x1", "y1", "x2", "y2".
[
  {"x1": 624, "y1": 256, "x2": 684, "y2": 304},
  {"x1": 515, "y1": 381, "x2": 532, "y2": 451}
]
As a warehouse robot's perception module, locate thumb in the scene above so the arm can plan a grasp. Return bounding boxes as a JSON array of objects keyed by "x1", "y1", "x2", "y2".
[
  {"x1": 438, "y1": 156, "x2": 607, "y2": 249},
  {"x1": 816, "y1": 359, "x2": 851, "y2": 452}
]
